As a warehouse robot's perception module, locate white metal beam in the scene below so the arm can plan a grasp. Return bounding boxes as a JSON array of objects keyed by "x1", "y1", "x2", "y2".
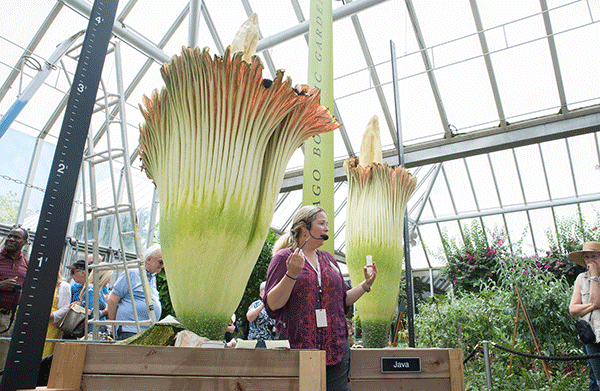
[
  {"x1": 405, "y1": 0, "x2": 451, "y2": 138},
  {"x1": 60, "y1": 0, "x2": 389, "y2": 65},
  {"x1": 280, "y1": 107, "x2": 600, "y2": 191},
  {"x1": 417, "y1": 192, "x2": 600, "y2": 226},
  {"x1": 470, "y1": 0, "x2": 507, "y2": 128},
  {"x1": 540, "y1": 0, "x2": 568, "y2": 113},
  {"x1": 0, "y1": 2, "x2": 63, "y2": 104}
]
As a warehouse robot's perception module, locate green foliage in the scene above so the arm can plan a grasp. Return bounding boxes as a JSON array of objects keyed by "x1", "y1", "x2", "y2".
[
  {"x1": 440, "y1": 216, "x2": 597, "y2": 293},
  {"x1": 420, "y1": 216, "x2": 598, "y2": 390},
  {"x1": 415, "y1": 289, "x2": 513, "y2": 354},
  {"x1": 415, "y1": 281, "x2": 586, "y2": 390},
  {"x1": 0, "y1": 191, "x2": 19, "y2": 223},
  {"x1": 156, "y1": 268, "x2": 173, "y2": 320},
  {"x1": 440, "y1": 221, "x2": 509, "y2": 293},
  {"x1": 542, "y1": 212, "x2": 600, "y2": 284},
  {"x1": 0, "y1": 191, "x2": 37, "y2": 224},
  {"x1": 463, "y1": 362, "x2": 588, "y2": 391},
  {"x1": 234, "y1": 229, "x2": 277, "y2": 338},
  {"x1": 491, "y1": 254, "x2": 578, "y2": 351},
  {"x1": 546, "y1": 209, "x2": 600, "y2": 255}
]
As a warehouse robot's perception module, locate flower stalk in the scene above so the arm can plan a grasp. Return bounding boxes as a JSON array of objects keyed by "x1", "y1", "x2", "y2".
[
  {"x1": 344, "y1": 115, "x2": 416, "y2": 348},
  {"x1": 138, "y1": 15, "x2": 340, "y2": 339}
]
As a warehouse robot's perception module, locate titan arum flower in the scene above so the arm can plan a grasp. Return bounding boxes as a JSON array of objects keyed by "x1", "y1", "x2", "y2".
[
  {"x1": 344, "y1": 115, "x2": 416, "y2": 348},
  {"x1": 138, "y1": 14, "x2": 340, "y2": 339}
]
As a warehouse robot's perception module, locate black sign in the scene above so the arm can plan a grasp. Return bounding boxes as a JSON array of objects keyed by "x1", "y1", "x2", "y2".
[{"x1": 381, "y1": 357, "x2": 422, "y2": 373}]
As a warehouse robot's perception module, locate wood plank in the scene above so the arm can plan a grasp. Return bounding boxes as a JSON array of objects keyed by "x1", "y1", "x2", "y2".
[
  {"x1": 350, "y1": 378, "x2": 452, "y2": 391},
  {"x1": 80, "y1": 375, "x2": 299, "y2": 391},
  {"x1": 81, "y1": 344, "x2": 307, "y2": 377},
  {"x1": 350, "y1": 348, "x2": 453, "y2": 379},
  {"x1": 46, "y1": 343, "x2": 87, "y2": 390},
  {"x1": 447, "y1": 349, "x2": 465, "y2": 391},
  {"x1": 298, "y1": 350, "x2": 325, "y2": 391}
]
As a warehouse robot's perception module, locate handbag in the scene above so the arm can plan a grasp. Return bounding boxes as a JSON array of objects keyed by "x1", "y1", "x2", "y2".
[
  {"x1": 58, "y1": 303, "x2": 90, "y2": 338},
  {"x1": 576, "y1": 313, "x2": 596, "y2": 344}
]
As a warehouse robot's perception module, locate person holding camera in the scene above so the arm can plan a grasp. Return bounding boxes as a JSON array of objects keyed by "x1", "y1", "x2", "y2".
[{"x1": 0, "y1": 226, "x2": 29, "y2": 377}]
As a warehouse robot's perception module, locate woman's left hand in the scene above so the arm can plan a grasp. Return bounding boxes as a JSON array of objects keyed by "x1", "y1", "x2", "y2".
[{"x1": 363, "y1": 262, "x2": 377, "y2": 291}]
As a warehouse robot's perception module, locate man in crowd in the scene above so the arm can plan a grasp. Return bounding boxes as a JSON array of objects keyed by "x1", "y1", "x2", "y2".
[
  {"x1": 0, "y1": 226, "x2": 29, "y2": 375},
  {"x1": 106, "y1": 244, "x2": 163, "y2": 340}
]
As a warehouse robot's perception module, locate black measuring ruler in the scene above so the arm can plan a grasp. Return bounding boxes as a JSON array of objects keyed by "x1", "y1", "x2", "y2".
[{"x1": 1, "y1": 1, "x2": 118, "y2": 389}]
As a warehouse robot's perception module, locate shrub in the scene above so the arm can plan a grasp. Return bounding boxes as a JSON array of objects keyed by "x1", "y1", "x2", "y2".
[
  {"x1": 421, "y1": 216, "x2": 595, "y2": 390},
  {"x1": 440, "y1": 221, "x2": 510, "y2": 293},
  {"x1": 415, "y1": 282, "x2": 587, "y2": 391}
]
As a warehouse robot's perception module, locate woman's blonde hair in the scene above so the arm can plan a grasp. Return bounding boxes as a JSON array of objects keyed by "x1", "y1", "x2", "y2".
[
  {"x1": 273, "y1": 205, "x2": 325, "y2": 253},
  {"x1": 79, "y1": 262, "x2": 113, "y2": 301},
  {"x1": 56, "y1": 264, "x2": 65, "y2": 289}
]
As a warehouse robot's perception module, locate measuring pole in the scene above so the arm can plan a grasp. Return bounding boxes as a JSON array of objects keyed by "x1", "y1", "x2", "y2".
[{"x1": 1, "y1": 1, "x2": 118, "y2": 389}]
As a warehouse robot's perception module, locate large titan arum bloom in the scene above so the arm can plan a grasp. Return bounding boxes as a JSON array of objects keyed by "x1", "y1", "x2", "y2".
[
  {"x1": 138, "y1": 16, "x2": 340, "y2": 339},
  {"x1": 344, "y1": 116, "x2": 416, "y2": 348}
]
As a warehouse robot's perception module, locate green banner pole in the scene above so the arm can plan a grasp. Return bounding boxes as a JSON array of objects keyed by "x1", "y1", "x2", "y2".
[{"x1": 304, "y1": 0, "x2": 335, "y2": 255}]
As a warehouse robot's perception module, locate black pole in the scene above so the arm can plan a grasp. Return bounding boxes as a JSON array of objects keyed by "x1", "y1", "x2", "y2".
[
  {"x1": 0, "y1": 1, "x2": 118, "y2": 389},
  {"x1": 390, "y1": 40, "x2": 415, "y2": 347}
]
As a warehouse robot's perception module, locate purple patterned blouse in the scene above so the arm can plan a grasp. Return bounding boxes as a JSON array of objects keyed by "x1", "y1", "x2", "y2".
[{"x1": 264, "y1": 248, "x2": 350, "y2": 365}]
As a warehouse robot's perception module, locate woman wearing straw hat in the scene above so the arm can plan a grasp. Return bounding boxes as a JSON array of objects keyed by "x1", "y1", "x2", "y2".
[{"x1": 569, "y1": 241, "x2": 600, "y2": 391}]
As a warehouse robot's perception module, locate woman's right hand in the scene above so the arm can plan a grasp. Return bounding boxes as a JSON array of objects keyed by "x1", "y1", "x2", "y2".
[{"x1": 285, "y1": 249, "x2": 305, "y2": 279}]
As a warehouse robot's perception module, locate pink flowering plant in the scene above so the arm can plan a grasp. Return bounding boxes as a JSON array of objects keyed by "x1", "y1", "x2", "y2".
[
  {"x1": 441, "y1": 213, "x2": 600, "y2": 292},
  {"x1": 441, "y1": 221, "x2": 511, "y2": 293}
]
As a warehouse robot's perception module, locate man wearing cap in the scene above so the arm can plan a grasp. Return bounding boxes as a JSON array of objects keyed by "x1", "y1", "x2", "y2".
[
  {"x1": 66, "y1": 260, "x2": 87, "y2": 303},
  {"x1": 106, "y1": 244, "x2": 163, "y2": 340},
  {"x1": 569, "y1": 241, "x2": 600, "y2": 391},
  {"x1": 0, "y1": 226, "x2": 29, "y2": 376}
]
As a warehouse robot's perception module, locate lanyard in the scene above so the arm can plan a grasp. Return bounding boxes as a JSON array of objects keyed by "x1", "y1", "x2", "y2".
[
  {"x1": 306, "y1": 254, "x2": 327, "y2": 330},
  {"x1": 305, "y1": 254, "x2": 322, "y2": 291}
]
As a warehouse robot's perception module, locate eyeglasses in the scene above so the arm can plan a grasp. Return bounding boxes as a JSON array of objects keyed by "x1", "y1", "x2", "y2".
[
  {"x1": 70, "y1": 269, "x2": 83, "y2": 275},
  {"x1": 158, "y1": 260, "x2": 164, "y2": 265}
]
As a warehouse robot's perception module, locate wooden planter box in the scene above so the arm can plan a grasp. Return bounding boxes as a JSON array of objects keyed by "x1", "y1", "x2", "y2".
[
  {"x1": 350, "y1": 348, "x2": 465, "y2": 391},
  {"x1": 29, "y1": 343, "x2": 325, "y2": 391}
]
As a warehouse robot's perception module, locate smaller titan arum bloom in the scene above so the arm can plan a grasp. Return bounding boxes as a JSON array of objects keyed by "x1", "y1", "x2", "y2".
[
  {"x1": 138, "y1": 14, "x2": 340, "y2": 339},
  {"x1": 344, "y1": 115, "x2": 416, "y2": 348}
]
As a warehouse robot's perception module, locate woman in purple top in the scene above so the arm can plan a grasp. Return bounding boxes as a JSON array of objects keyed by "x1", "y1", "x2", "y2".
[{"x1": 264, "y1": 205, "x2": 377, "y2": 391}]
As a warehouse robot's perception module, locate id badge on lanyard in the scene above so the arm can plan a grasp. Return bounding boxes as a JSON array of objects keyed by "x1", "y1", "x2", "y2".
[{"x1": 307, "y1": 257, "x2": 328, "y2": 328}]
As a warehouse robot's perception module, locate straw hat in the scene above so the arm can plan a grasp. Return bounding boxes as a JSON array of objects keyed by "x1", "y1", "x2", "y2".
[{"x1": 568, "y1": 242, "x2": 600, "y2": 267}]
